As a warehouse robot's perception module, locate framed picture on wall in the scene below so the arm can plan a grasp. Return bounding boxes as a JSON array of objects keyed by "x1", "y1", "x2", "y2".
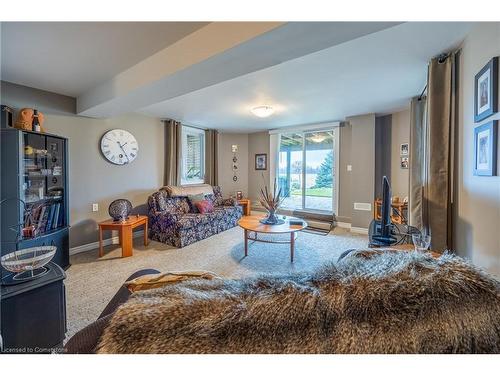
[
  {"x1": 474, "y1": 57, "x2": 498, "y2": 122},
  {"x1": 400, "y1": 143, "x2": 409, "y2": 156},
  {"x1": 400, "y1": 157, "x2": 409, "y2": 169},
  {"x1": 473, "y1": 120, "x2": 498, "y2": 176},
  {"x1": 255, "y1": 153, "x2": 267, "y2": 170}
]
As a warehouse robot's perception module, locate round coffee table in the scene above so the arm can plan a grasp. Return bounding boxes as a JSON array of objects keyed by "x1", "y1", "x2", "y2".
[{"x1": 238, "y1": 214, "x2": 308, "y2": 262}]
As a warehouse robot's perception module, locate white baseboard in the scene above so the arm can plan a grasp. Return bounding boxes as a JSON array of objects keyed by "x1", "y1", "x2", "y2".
[
  {"x1": 350, "y1": 226, "x2": 369, "y2": 235},
  {"x1": 335, "y1": 221, "x2": 351, "y2": 229},
  {"x1": 70, "y1": 230, "x2": 144, "y2": 256}
]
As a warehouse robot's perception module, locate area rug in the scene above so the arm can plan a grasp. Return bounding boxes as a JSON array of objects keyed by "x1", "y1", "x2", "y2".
[{"x1": 65, "y1": 226, "x2": 367, "y2": 340}]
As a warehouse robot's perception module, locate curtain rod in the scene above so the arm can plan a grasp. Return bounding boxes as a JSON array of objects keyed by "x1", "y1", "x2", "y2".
[{"x1": 418, "y1": 84, "x2": 427, "y2": 101}]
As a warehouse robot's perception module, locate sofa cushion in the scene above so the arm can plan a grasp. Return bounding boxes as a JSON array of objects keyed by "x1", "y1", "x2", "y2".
[
  {"x1": 176, "y1": 213, "x2": 207, "y2": 229},
  {"x1": 187, "y1": 193, "x2": 206, "y2": 213},
  {"x1": 194, "y1": 200, "x2": 214, "y2": 214},
  {"x1": 163, "y1": 184, "x2": 214, "y2": 197},
  {"x1": 212, "y1": 186, "x2": 225, "y2": 206},
  {"x1": 154, "y1": 190, "x2": 171, "y2": 212}
]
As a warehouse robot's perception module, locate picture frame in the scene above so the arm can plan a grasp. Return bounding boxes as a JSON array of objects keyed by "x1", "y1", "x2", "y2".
[
  {"x1": 400, "y1": 157, "x2": 409, "y2": 169},
  {"x1": 473, "y1": 120, "x2": 498, "y2": 176},
  {"x1": 400, "y1": 143, "x2": 409, "y2": 156},
  {"x1": 255, "y1": 153, "x2": 267, "y2": 170},
  {"x1": 474, "y1": 57, "x2": 498, "y2": 122}
]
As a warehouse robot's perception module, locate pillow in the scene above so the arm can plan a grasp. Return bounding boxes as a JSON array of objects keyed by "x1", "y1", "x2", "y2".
[
  {"x1": 194, "y1": 200, "x2": 214, "y2": 214},
  {"x1": 187, "y1": 193, "x2": 206, "y2": 213},
  {"x1": 124, "y1": 271, "x2": 220, "y2": 293},
  {"x1": 163, "y1": 184, "x2": 213, "y2": 197},
  {"x1": 204, "y1": 193, "x2": 216, "y2": 206}
]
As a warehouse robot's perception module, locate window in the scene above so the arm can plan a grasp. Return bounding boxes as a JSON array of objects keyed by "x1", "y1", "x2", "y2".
[
  {"x1": 277, "y1": 129, "x2": 338, "y2": 213},
  {"x1": 181, "y1": 126, "x2": 205, "y2": 185}
]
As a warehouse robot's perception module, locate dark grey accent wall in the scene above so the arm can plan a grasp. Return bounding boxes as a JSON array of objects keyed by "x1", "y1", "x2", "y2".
[
  {"x1": 348, "y1": 113, "x2": 376, "y2": 229},
  {"x1": 1, "y1": 81, "x2": 76, "y2": 115},
  {"x1": 374, "y1": 114, "x2": 392, "y2": 198}
]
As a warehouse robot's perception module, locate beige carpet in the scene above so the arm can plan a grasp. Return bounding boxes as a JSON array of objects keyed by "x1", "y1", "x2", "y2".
[{"x1": 65, "y1": 226, "x2": 368, "y2": 340}]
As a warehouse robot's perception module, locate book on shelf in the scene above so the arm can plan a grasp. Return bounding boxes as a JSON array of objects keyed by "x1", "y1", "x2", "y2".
[
  {"x1": 36, "y1": 205, "x2": 47, "y2": 233},
  {"x1": 46, "y1": 204, "x2": 55, "y2": 230},
  {"x1": 26, "y1": 201, "x2": 64, "y2": 235},
  {"x1": 53, "y1": 203, "x2": 60, "y2": 229}
]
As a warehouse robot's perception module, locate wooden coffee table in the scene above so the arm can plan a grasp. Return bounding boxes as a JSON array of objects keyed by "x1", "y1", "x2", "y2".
[
  {"x1": 98, "y1": 215, "x2": 149, "y2": 258},
  {"x1": 238, "y1": 214, "x2": 308, "y2": 262}
]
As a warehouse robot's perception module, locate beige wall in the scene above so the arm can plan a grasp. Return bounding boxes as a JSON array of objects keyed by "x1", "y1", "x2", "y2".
[
  {"x1": 248, "y1": 131, "x2": 270, "y2": 204},
  {"x1": 455, "y1": 23, "x2": 500, "y2": 277},
  {"x1": 45, "y1": 113, "x2": 164, "y2": 248},
  {"x1": 1, "y1": 82, "x2": 165, "y2": 248},
  {"x1": 217, "y1": 133, "x2": 249, "y2": 198},
  {"x1": 348, "y1": 113, "x2": 376, "y2": 229},
  {"x1": 391, "y1": 109, "x2": 410, "y2": 199}
]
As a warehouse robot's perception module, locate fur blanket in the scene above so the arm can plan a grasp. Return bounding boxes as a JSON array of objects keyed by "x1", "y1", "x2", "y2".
[{"x1": 97, "y1": 250, "x2": 500, "y2": 354}]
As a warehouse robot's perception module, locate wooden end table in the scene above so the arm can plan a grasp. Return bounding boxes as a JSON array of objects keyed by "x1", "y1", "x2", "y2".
[
  {"x1": 238, "y1": 214, "x2": 307, "y2": 262},
  {"x1": 237, "y1": 199, "x2": 251, "y2": 216},
  {"x1": 98, "y1": 215, "x2": 149, "y2": 258}
]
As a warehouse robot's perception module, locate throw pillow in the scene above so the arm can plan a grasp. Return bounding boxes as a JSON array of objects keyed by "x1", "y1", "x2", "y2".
[
  {"x1": 194, "y1": 200, "x2": 214, "y2": 214},
  {"x1": 124, "y1": 271, "x2": 220, "y2": 292},
  {"x1": 187, "y1": 193, "x2": 206, "y2": 213}
]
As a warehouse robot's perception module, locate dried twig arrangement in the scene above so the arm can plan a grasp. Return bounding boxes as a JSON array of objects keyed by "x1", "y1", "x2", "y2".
[{"x1": 259, "y1": 176, "x2": 284, "y2": 212}]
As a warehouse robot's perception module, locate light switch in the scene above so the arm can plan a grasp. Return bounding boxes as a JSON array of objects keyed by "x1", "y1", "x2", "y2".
[
  {"x1": 347, "y1": 165, "x2": 352, "y2": 171},
  {"x1": 92, "y1": 203, "x2": 99, "y2": 212}
]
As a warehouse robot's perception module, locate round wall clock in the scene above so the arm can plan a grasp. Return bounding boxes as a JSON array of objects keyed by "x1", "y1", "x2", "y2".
[{"x1": 100, "y1": 129, "x2": 139, "y2": 165}]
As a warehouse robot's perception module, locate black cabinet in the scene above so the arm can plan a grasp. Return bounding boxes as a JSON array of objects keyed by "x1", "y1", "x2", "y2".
[
  {"x1": 0, "y1": 262, "x2": 67, "y2": 353},
  {"x1": 1, "y1": 128, "x2": 70, "y2": 269}
]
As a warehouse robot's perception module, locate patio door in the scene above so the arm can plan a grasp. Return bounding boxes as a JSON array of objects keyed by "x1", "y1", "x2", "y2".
[{"x1": 278, "y1": 129, "x2": 338, "y2": 214}]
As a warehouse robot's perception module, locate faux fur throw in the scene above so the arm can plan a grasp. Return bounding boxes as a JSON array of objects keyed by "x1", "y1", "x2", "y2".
[{"x1": 97, "y1": 250, "x2": 500, "y2": 354}]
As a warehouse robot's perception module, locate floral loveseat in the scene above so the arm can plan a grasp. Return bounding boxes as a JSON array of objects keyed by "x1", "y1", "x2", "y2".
[{"x1": 148, "y1": 185, "x2": 243, "y2": 248}]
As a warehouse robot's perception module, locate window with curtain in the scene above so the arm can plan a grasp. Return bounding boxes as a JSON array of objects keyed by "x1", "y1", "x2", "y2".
[{"x1": 181, "y1": 126, "x2": 205, "y2": 185}]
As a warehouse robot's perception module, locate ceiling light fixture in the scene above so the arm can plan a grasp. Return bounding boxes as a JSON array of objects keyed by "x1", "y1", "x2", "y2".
[
  {"x1": 251, "y1": 105, "x2": 274, "y2": 118},
  {"x1": 310, "y1": 133, "x2": 327, "y2": 143}
]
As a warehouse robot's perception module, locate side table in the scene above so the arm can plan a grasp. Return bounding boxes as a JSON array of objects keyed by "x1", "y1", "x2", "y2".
[
  {"x1": 98, "y1": 215, "x2": 149, "y2": 258},
  {"x1": 238, "y1": 199, "x2": 251, "y2": 216}
]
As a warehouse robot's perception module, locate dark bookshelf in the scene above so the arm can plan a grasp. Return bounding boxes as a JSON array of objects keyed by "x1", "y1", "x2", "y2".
[{"x1": 1, "y1": 128, "x2": 70, "y2": 269}]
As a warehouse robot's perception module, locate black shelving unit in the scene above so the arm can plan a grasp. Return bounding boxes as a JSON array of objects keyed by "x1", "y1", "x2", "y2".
[{"x1": 1, "y1": 128, "x2": 70, "y2": 269}]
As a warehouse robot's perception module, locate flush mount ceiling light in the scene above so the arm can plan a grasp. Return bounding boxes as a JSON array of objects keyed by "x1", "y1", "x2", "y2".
[
  {"x1": 251, "y1": 105, "x2": 274, "y2": 118},
  {"x1": 310, "y1": 133, "x2": 327, "y2": 143}
]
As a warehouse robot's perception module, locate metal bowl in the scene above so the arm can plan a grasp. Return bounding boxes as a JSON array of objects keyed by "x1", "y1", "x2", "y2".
[{"x1": 1, "y1": 246, "x2": 56, "y2": 273}]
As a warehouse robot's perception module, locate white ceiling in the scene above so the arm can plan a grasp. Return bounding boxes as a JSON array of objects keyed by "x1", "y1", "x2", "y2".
[
  {"x1": 138, "y1": 22, "x2": 472, "y2": 132},
  {"x1": 1, "y1": 22, "x2": 208, "y2": 96}
]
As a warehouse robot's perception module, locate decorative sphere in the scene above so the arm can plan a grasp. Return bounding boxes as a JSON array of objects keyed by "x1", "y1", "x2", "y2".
[{"x1": 108, "y1": 199, "x2": 132, "y2": 222}]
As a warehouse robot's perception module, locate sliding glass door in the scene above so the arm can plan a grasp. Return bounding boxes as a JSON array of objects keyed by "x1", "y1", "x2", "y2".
[{"x1": 278, "y1": 129, "x2": 337, "y2": 213}]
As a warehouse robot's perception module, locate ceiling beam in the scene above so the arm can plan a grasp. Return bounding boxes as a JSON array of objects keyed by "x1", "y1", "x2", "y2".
[{"x1": 77, "y1": 22, "x2": 401, "y2": 118}]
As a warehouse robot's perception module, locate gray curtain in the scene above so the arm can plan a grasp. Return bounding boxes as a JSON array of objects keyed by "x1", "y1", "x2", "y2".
[
  {"x1": 410, "y1": 53, "x2": 458, "y2": 252},
  {"x1": 409, "y1": 96, "x2": 427, "y2": 231},
  {"x1": 163, "y1": 119, "x2": 182, "y2": 186},
  {"x1": 204, "y1": 129, "x2": 218, "y2": 185}
]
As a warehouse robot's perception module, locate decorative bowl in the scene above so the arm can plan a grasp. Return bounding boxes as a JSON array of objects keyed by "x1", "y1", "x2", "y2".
[
  {"x1": 1, "y1": 246, "x2": 56, "y2": 280},
  {"x1": 108, "y1": 199, "x2": 132, "y2": 222}
]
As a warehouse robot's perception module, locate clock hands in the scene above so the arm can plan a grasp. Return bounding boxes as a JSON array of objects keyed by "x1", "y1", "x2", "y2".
[{"x1": 117, "y1": 141, "x2": 130, "y2": 163}]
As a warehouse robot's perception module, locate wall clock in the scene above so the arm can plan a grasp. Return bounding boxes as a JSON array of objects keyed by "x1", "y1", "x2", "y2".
[{"x1": 100, "y1": 129, "x2": 139, "y2": 165}]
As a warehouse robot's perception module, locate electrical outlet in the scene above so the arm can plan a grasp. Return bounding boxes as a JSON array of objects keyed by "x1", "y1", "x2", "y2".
[
  {"x1": 347, "y1": 165, "x2": 352, "y2": 171},
  {"x1": 92, "y1": 203, "x2": 99, "y2": 212}
]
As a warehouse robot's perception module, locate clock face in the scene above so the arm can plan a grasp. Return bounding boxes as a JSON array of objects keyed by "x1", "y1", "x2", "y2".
[{"x1": 100, "y1": 129, "x2": 139, "y2": 165}]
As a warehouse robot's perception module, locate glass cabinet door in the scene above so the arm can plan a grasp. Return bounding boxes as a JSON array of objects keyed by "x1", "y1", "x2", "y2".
[
  {"x1": 22, "y1": 133, "x2": 65, "y2": 236},
  {"x1": 22, "y1": 133, "x2": 47, "y2": 204}
]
